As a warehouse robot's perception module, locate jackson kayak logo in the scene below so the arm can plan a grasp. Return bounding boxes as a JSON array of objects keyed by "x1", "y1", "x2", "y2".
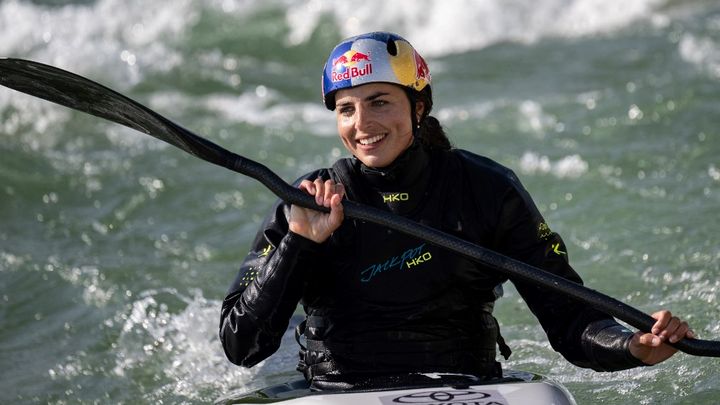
[
  {"x1": 360, "y1": 243, "x2": 432, "y2": 283},
  {"x1": 331, "y1": 50, "x2": 373, "y2": 82},
  {"x1": 379, "y1": 389, "x2": 508, "y2": 405}
]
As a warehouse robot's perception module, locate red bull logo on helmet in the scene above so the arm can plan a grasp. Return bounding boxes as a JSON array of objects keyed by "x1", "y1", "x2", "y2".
[
  {"x1": 331, "y1": 50, "x2": 373, "y2": 82},
  {"x1": 414, "y1": 50, "x2": 430, "y2": 82}
]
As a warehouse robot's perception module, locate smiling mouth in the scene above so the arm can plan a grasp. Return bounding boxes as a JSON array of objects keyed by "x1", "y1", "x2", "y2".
[{"x1": 358, "y1": 134, "x2": 386, "y2": 145}]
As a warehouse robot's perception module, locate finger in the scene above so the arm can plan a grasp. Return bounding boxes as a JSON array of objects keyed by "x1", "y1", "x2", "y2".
[
  {"x1": 669, "y1": 320, "x2": 691, "y2": 343},
  {"x1": 328, "y1": 193, "x2": 345, "y2": 228},
  {"x1": 335, "y1": 183, "x2": 345, "y2": 200},
  {"x1": 636, "y1": 332, "x2": 663, "y2": 347},
  {"x1": 655, "y1": 316, "x2": 680, "y2": 341},
  {"x1": 651, "y1": 310, "x2": 672, "y2": 335},
  {"x1": 298, "y1": 179, "x2": 315, "y2": 195},
  {"x1": 313, "y1": 178, "x2": 325, "y2": 205},
  {"x1": 323, "y1": 179, "x2": 337, "y2": 207}
]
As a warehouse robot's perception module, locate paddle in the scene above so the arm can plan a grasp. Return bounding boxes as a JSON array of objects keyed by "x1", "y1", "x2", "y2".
[{"x1": 1, "y1": 58, "x2": 718, "y2": 357}]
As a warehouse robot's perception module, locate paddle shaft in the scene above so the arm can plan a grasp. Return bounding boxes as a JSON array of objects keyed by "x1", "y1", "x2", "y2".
[{"x1": 1, "y1": 58, "x2": 718, "y2": 357}]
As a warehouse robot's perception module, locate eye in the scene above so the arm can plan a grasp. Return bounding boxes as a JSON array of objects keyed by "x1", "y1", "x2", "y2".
[
  {"x1": 337, "y1": 105, "x2": 354, "y2": 117},
  {"x1": 372, "y1": 99, "x2": 388, "y2": 107}
]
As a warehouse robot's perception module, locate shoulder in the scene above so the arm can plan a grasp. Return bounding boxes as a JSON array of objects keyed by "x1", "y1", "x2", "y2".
[
  {"x1": 447, "y1": 148, "x2": 523, "y2": 191},
  {"x1": 443, "y1": 149, "x2": 542, "y2": 222}
]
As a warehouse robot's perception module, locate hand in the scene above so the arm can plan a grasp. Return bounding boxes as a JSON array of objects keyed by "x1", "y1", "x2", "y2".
[
  {"x1": 628, "y1": 310, "x2": 695, "y2": 365},
  {"x1": 289, "y1": 178, "x2": 345, "y2": 243}
]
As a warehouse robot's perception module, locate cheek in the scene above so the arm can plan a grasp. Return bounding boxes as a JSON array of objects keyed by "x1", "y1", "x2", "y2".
[
  {"x1": 337, "y1": 114, "x2": 353, "y2": 129},
  {"x1": 336, "y1": 117, "x2": 354, "y2": 140},
  {"x1": 336, "y1": 125, "x2": 353, "y2": 151}
]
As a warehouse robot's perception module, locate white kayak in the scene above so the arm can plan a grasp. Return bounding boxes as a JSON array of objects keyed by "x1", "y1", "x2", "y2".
[{"x1": 217, "y1": 370, "x2": 576, "y2": 404}]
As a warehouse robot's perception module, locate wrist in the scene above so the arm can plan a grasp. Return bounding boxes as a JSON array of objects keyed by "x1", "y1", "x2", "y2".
[
  {"x1": 286, "y1": 230, "x2": 324, "y2": 249},
  {"x1": 625, "y1": 334, "x2": 652, "y2": 367},
  {"x1": 288, "y1": 221, "x2": 332, "y2": 244}
]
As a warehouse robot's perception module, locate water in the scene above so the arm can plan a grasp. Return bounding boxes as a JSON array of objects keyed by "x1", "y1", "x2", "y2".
[{"x1": 1, "y1": 0, "x2": 719, "y2": 403}]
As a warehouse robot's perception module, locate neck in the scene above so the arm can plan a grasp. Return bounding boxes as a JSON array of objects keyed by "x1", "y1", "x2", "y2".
[
  {"x1": 359, "y1": 140, "x2": 427, "y2": 185},
  {"x1": 355, "y1": 140, "x2": 431, "y2": 214}
]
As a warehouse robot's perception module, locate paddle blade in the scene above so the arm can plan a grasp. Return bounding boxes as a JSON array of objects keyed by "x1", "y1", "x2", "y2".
[{"x1": 0, "y1": 57, "x2": 234, "y2": 168}]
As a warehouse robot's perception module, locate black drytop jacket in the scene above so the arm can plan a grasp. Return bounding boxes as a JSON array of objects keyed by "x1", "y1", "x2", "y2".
[{"x1": 220, "y1": 142, "x2": 645, "y2": 385}]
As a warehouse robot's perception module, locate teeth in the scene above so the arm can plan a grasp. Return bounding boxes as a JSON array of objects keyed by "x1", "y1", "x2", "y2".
[{"x1": 359, "y1": 134, "x2": 385, "y2": 145}]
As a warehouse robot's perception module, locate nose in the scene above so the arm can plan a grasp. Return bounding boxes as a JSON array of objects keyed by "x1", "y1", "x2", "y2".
[{"x1": 354, "y1": 104, "x2": 373, "y2": 133}]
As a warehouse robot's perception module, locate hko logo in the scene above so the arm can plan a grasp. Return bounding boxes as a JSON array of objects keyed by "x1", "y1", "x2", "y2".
[
  {"x1": 405, "y1": 251, "x2": 432, "y2": 269},
  {"x1": 382, "y1": 193, "x2": 409, "y2": 203},
  {"x1": 360, "y1": 243, "x2": 433, "y2": 283}
]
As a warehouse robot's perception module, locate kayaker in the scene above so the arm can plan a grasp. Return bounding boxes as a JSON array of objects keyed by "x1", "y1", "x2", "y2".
[{"x1": 219, "y1": 31, "x2": 694, "y2": 390}]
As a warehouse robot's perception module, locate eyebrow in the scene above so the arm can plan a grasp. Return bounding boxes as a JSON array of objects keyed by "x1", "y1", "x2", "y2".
[{"x1": 335, "y1": 91, "x2": 391, "y2": 109}]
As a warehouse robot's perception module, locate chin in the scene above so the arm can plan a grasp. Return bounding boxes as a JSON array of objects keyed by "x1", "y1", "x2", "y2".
[{"x1": 357, "y1": 155, "x2": 389, "y2": 168}]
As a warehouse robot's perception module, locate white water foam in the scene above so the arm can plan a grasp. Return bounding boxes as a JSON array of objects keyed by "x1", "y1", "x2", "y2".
[
  {"x1": 0, "y1": 0, "x2": 191, "y2": 83},
  {"x1": 437, "y1": 98, "x2": 563, "y2": 137},
  {"x1": 1, "y1": 0, "x2": 667, "y2": 78},
  {"x1": 519, "y1": 151, "x2": 589, "y2": 179},
  {"x1": 0, "y1": 87, "x2": 71, "y2": 143},
  {"x1": 148, "y1": 90, "x2": 336, "y2": 137},
  {"x1": 679, "y1": 33, "x2": 720, "y2": 79},
  {"x1": 0, "y1": 0, "x2": 196, "y2": 149},
  {"x1": 106, "y1": 288, "x2": 299, "y2": 401},
  {"x1": 286, "y1": 0, "x2": 665, "y2": 56}
]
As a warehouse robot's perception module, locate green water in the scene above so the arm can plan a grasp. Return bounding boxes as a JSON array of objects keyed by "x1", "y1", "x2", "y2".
[{"x1": 1, "y1": 0, "x2": 719, "y2": 403}]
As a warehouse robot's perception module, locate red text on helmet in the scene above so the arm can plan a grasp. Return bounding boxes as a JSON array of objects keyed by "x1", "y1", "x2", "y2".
[{"x1": 331, "y1": 50, "x2": 373, "y2": 83}]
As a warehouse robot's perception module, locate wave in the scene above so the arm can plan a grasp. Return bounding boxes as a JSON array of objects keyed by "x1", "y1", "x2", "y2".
[
  {"x1": 0, "y1": 0, "x2": 192, "y2": 83},
  {"x1": 2, "y1": 0, "x2": 670, "y2": 73},
  {"x1": 286, "y1": 0, "x2": 667, "y2": 56}
]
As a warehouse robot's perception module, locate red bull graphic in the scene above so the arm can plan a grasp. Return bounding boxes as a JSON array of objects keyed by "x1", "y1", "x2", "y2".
[
  {"x1": 351, "y1": 52, "x2": 370, "y2": 63},
  {"x1": 332, "y1": 54, "x2": 349, "y2": 68},
  {"x1": 331, "y1": 50, "x2": 373, "y2": 82},
  {"x1": 414, "y1": 50, "x2": 430, "y2": 82}
]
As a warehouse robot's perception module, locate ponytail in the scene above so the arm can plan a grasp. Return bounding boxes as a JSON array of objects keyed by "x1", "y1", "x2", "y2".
[
  {"x1": 407, "y1": 87, "x2": 452, "y2": 151},
  {"x1": 418, "y1": 115, "x2": 452, "y2": 151}
]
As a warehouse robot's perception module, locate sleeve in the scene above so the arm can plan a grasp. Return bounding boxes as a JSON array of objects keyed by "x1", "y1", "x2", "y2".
[
  {"x1": 219, "y1": 173, "x2": 326, "y2": 367},
  {"x1": 493, "y1": 171, "x2": 644, "y2": 371}
]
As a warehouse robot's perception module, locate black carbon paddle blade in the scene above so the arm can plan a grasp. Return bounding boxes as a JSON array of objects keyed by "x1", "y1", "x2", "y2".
[{"x1": 0, "y1": 57, "x2": 234, "y2": 168}]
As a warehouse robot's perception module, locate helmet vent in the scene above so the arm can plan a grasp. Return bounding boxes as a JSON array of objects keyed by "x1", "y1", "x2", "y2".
[{"x1": 386, "y1": 39, "x2": 398, "y2": 56}]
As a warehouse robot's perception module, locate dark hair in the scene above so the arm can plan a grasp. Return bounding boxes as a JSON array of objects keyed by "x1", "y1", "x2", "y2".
[
  {"x1": 418, "y1": 115, "x2": 451, "y2": 151},
  {"x1": 411, "y1": 87, "x2": 452, "y2": 151}
]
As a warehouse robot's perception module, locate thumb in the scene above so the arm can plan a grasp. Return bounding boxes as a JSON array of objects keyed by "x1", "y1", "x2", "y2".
[{"x1": 634, "y1": 331, "x2": 663, "y2": 347}]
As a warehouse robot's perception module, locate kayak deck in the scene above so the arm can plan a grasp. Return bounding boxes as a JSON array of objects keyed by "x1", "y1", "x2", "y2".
[{"x1": 217, "y1": 370, "x2": 576, "y2": 404}]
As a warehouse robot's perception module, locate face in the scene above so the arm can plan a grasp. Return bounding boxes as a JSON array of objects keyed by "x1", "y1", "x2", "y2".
[{"x1": 334, "y1": 83, "x2": 423, "y2": 168}]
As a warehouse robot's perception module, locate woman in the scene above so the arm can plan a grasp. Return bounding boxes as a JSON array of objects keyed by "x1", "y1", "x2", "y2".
[{"x1": 219, "y1": 31, "x2": 693, "y2": 389}]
